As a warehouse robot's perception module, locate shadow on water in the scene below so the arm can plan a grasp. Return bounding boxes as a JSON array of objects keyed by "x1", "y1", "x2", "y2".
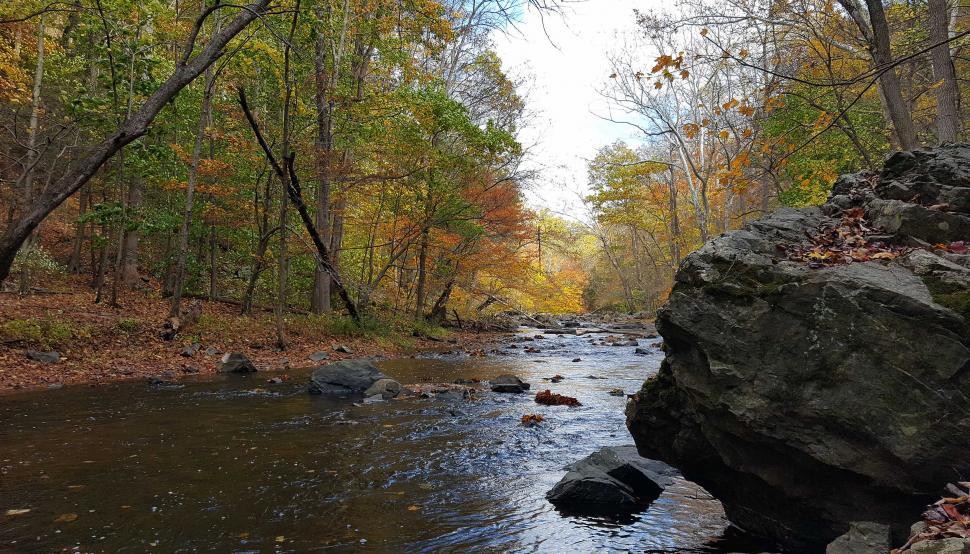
[{"x1": 0, "y1": 328, "x2": 776, "y2": 552}]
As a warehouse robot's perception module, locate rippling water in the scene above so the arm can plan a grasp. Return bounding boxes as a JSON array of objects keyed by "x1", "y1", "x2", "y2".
[{"x1": 0, "y1": 328, "x2": 772, "y2": 552}]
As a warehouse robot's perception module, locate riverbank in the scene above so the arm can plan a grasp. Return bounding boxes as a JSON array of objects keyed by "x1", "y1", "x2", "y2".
[{"x1": 0, "y1": 276, "x2": 507, "y2": 394}]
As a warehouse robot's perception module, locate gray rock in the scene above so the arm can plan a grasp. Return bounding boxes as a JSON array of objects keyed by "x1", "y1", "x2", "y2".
[
  {"x1": 308, "y1": 360, "x2": 388, "y2": 395},
  {"x1": 204, "y1": 346, "x2": 221, "y2": 356},
  {"x1": 308, "y1": 351, "x2": 330, "y2": 362},
  {"x1": 333, "y1": 344, "x2": 353, "y2": 354},
  {"x1": 608, "y1": 388, "x2": 625, "y2": 397},
  {"x1": 825, "y1": 522, "x2": 890, "y2": 554},
  {"x1": 180, "y1": 343, "x2": 201, "y2": 357},
  {"x1": 25, "y1": 350, "x2": 59, "y2": 363},
  {"x1": 217, "y1": 352, "x2": 257, "y2": 373},
  {"x1": 546, "y1": 446, "x2": 677, "y2": 513},
  {"x1": 634, "y1": 347, "x2": 649, "y2": 355},
  {"x1": 363, "y1": 378, "x2": 402, "y2": 399},
  {"x1": 910, "y1": 538, "x2": 970, "y2": 554},
  {"x1": 626, "y1": 144, "x2": 970, "y2": 551},
  {"x1": 489, "y1": 374, "x2": 530, "y2": 393}
]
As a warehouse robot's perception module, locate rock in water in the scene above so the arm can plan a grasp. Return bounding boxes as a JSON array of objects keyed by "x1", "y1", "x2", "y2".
[
  {"x1": 217, "y1": 352, "x2": 257, "y2": 373},
  {"x1": 626, "y1": 144, "x2": 970, "y2": 551},
  {"x1": 363, "y1": 378, "x2": 402, "y2": 399},
  {"x1": 308, "y1": 360, "x2": 389, "y2": 395},
  {"x1": 546, "y1": 446, "x2": 677, "y2": 514},
  {"x1": 489, "y1": 374, "x2": 530, "y2": 393}
]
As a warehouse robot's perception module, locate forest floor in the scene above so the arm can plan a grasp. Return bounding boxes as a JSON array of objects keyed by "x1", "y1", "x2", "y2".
[{"x1": 0, "y1": 275, "x2": 506, "y2": 394}]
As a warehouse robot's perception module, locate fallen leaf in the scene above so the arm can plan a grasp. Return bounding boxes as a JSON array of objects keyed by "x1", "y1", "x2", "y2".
[
  {"x1": 4, "y1": 508, "x2": 30, "y2": 516},
  {"x1": 407, "y1": 505, "x2": 420, "y2": 511},
  {"x1": 54, "y1": 513, "x2": 78, "y2": 522}
]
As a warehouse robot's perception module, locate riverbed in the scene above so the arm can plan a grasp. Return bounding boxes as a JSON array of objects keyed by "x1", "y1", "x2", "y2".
[{"x1": 0, "y1": 328, "x2": 770, "y2": 552}]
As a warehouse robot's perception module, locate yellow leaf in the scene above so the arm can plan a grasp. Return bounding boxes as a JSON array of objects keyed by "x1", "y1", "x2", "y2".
[
  {"x1": 407, "y1": 505, "x2": 420, "y2": 511},
  {"x1": 4, "y1": 509, "x2": 30, "y2": 516},
  {"x1": 54, "y1": 513, "x2": 78, "y2": 523}
]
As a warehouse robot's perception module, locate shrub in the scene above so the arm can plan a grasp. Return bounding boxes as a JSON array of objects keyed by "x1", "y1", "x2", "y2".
[
  {"x1": 116, "y1": 318, "x2": 141, "y2": 334},
  {"x1": 1, "y1": 318, "x2": 75, "y2": 349}
]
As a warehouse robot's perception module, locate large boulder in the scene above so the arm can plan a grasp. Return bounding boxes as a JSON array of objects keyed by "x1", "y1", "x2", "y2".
[
  {"x1": 308, "y1": 360, "x2": 389, "y2": 395},
  {"x1": 626, "y1": 144, "x2": 970, "y2": 551},
  {"x1": 546, "y1": 446, "x2": 677, "y2": 514}
]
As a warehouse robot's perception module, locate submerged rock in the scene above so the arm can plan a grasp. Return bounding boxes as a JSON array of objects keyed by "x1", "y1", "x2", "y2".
[
  {"x1": 546, "y1": 446, "x2": 677, "y2": 514},
  {"x1": 217, "y1": 352, "x2": 257, "y2": 373},
  {"x1": 489, "y1": 374, "x2": 530, "y2": 393},
  {"x1": 308, "y1": 360, "x2": 388, "y2": 395},
  {"x1": 626, "y1": 144, "x2": 970, "y2": 550}
]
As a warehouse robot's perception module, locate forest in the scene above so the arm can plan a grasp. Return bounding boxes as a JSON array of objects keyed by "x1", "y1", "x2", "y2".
[{"x1": 1, "y1": 0, "x2": 965, "y2": 324}]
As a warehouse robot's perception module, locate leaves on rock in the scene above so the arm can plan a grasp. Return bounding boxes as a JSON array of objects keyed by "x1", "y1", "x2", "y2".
[
  {"x1": 535, "y1": 390, "x2": 582, "y2": 407},
  {"x1": 520, "y1": 414, "x2": 545, "y2": 427},
  {"x1": 783, "y1": 207, "x2": 907, "y2": 267},
  {"x1": 894, "y1": 482, "x2": 970, "y2": 552}
]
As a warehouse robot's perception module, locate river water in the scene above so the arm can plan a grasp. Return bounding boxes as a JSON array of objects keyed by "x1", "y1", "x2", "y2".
[{"x1": 0, "y1": 328, "x2": 770, "y2": 552}]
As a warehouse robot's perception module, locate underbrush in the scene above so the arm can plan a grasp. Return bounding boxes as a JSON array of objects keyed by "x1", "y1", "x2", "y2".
[{"x1": 0, "y1": 317, "x2": 89, "y2": 349}]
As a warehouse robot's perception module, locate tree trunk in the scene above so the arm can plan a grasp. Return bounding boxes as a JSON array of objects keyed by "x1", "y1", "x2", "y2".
[
  {"x1": 119, "y1": 175, "x2": 142, "y2": 286},
  {"x1": 0, "y1": 0, "x2": 273, "y2": 284},
  {"x1": 311, "y1": 28, "x2": 333, "y2": 314},
  {"x1": 929, "y1": 0, "x2": 961, "y2": 143},
  {"x1": 208, "y1": 224, "x2": 217, "y2": 299},
  {"x1": 839, "y1": 0, "x2": 919, "y2": 150},
  {"x1": 667, "y1": 165, "x2": 681, "y2": 270},
  {"x1": 414, "y1": 226, "x2": 430, "y2": 317},
  {"x1": 170, "y1": 4, "x2": 222, "y2": 317},
  {"x1": 16, "y1": 15, "x2": 46, "y2": 292},
  {"x1": 67, "y1": 184, "x2": 89, "y2": 274}
]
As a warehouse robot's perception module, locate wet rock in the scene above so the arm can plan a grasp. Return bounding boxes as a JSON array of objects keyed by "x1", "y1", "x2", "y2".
[
  {"x1": 571, "y1": 358, "x2": 581, "y2": 362},
  {"x1": 308, "y1": 360, "x2": 388, "y2": 395},
  {"x1": 148, "y1": 370, "x2": 177, "y2": 385},
  {"x1": 308, "y1": 351, "x2": 329, "y2": 362},
  {"x1": 549, "y1": 375, "x2": 564, "y2": 383},
  {"x1": 620, "y1": 340, "x2": 639, "y2": 347},
  {"x1": 627, "y1": 144, "x2": 970, "y2": 550},
  {"x1": 363, "y1": 378, "x2": 402, "y2": 399},
  {"x1": 825, "y1": 521, "x2": 890, "y2": 554},
  {"x1": 634, "y1": 347, "x2": 649, "y2": 355},
  {"x1": 585, "y1": 375, "x2": 606, "y2": 380},
  {"x1": 333, "y1": 344, "x2": 353, "y2": 354},
  {"x1": 546, "y1": 446, "x2": 677, "y2": 514},
  {"x1": 180, "y1": 343, "x2": 201, "y2": 357},
  {"x1": 490, "y1": 374, "x2": 530, "y2": 393},
  {"x1": 608, "y1": 388, "x2": 625, "y2": 397},
  {"x1": 26, "y1": 350, "x2": 59, "y2": 364},
  {"x1": 217, "y1": 352, "x2": 257, "y2": 373}
]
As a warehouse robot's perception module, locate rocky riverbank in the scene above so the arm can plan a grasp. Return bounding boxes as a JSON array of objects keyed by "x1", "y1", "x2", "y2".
[{"x1": 626, "y1": 144, "x2": 970, "y2": 551}]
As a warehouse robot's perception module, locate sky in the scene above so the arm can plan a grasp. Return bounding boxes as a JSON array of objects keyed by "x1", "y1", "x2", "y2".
[{"x1": 491, "y1": 0, "x2": 658, "y2": 218}]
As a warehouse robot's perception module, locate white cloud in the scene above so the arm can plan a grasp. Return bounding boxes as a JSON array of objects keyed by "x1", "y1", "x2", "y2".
[{"x1": 492, "y1": 0, "x2": 659, "y2": 218}]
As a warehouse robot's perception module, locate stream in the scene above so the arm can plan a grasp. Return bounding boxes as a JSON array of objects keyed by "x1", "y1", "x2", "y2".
[{"x1": 0, "y1": 328, "x2": 771, "y2": 552}]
